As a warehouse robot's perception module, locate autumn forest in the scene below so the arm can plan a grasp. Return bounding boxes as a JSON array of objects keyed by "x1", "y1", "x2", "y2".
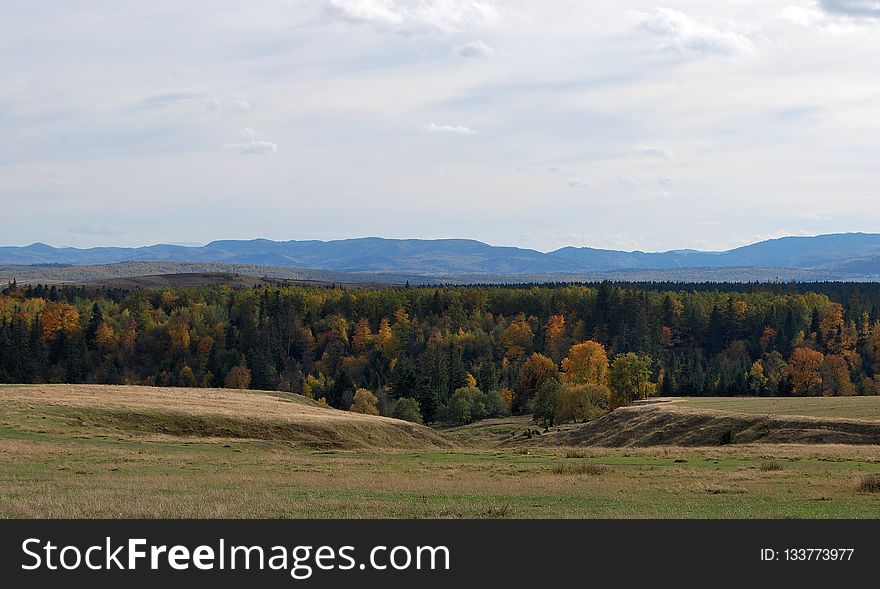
[{"x1": 2, "y1": 281, "x2": 880, "y2": 426}]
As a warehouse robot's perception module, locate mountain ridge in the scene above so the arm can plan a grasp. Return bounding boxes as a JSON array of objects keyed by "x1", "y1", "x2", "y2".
[{"x1": 1, "y1": 232, "x2": 879, "y2": 278}]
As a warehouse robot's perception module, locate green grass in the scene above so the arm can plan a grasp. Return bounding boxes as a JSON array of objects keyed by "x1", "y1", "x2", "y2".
[
  {"x1": 2, "y1": 388, "x2": 880, "y2": 518},
  {"x1": 675, "y1": 396, "x2": 880, "y2": 421},
  {"x1": 2, "y1": 412, "x2": 880, "y2": 518}
]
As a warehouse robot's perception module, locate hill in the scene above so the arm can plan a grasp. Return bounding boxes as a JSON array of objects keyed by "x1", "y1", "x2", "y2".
[
  {"x1": 0, "y1": 384, "x2": 448, "y2": 450},
  {"x1": 536, "y1": 398, "x2": 880, "y2": 447},
  {"x1": 0, "y1": 261, "x2": 422, "y2": 287},
  {"x1": 2, "y1": 233, "x2": 880, "y2": 280},
  {"x1": 2, "y1": 386, "x2": 880, "y2": 518}
]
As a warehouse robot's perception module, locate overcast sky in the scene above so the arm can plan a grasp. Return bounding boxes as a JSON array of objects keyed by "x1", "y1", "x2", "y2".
[{"x1": 2, "y1": 0, "x2": 879, "y2": 252}]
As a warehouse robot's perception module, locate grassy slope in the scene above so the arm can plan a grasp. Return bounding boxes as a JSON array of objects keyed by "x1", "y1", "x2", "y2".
[
  {"x1": 1, "y1": 386, "x2": 880, "y2": 518},
  {"x1": 535, "y1": 398, "x2": 880, "y2": 447},
  {"x1": 0, "y1": 385, "x2": 448, "y2": 450},
  {"x1": 675, "y1": 396, "x2": 880, "y2": 420}
]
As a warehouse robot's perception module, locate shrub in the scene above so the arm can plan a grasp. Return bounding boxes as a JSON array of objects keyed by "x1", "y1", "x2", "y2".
[
  {"x1": 532, "y1": 380, "x2": 562, "y2": 427},
  {"x1": 447, "y1": 394, "x2": 472, "y2": 425},
  {"x1": 445, "y1": 386, "x2": 511, "y2": 424},
  {"x1": 857, "y1": 474, "x2": 880, "y2": 493},
  {"x1": 224, "y1": 364, "x2": 252, "y2": 389},
  {"x1": 391, "y1": 397, "x2": 423, "y2": 424},
  {"x1": 552, "y1": 462, "x2": 608, "y2": 476},
  {"x1": 719, "y1": 429, "x2": 735, "y2": 445},
  {"x1": 485, "y1": 389, "x2": 512, "y2": 418},
  {"x1": 177, "y1": 365, "x2": 196, "y2": 387},
  {"x1": 557, "y1": 383, "x2": 610, "y2": 423},
  {"x1": 349, "y1": 388, "x2": 380, "y2": 415}
]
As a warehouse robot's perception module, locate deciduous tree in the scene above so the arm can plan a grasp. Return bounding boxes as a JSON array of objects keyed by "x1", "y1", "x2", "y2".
[{"x1": 561, "y1": 341, "x2": 608, "y2": 386}]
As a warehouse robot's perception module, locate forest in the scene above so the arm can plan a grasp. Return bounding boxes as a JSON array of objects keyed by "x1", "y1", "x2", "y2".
[{"x1": 2, "y1": 280, "x2": 880, "y2": 425}]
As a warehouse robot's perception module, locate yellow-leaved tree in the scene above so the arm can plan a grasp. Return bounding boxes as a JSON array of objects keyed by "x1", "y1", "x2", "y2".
[
  {"x1": 561, "y1": 341, "x2": 608, "y2": 386},
  {"x1": 349, "y1": 388, "x2": 380, "y2": 415}
]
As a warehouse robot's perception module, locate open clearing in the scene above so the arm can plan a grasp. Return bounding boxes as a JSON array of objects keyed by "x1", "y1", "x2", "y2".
[{"x1": 2, "y1": 385, "x2": 880, "y2": 518}]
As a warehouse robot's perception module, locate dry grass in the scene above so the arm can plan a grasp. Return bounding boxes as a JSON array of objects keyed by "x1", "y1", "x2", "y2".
[
  {"x1": 0, "y1": 384, "x2": 448, "y2": 450},
  {"x1": 760, "y1": 460, "x2": 784, "y2": 472},
  {"x1": 857, "y1": 474, "x2": 880, "y2": 493},
  {"x1": 2, "y1": 432, "x2": 878, "y2": 518},
  {"x1": 536, "y1": 402, "x2": 880, "y2": 447},
  {"x1": 551, "y1": 462, "x2": 608, "y2": 476},
  {"x1": 674, "y1": 397, "x2": 880, "y2": 422},
  {"x1": 3, "y1": 384, "x2": 378, "y2": 424},
  {"x1": 3, "y1": 386, "x2": 880, "y2": 518}
]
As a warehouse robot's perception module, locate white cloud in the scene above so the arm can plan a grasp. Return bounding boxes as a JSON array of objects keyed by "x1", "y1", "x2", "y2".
[
  {"x1": 223, "y1": 140, "x2": 278, "y2": 154},
  {"x1": 819, "y1": 0, "x2": 880, "y2": 18},
  {"x1": 223, "y1": 128, "x2": 278, "y2": 154},
  {"x1": 424, "y1": 122, "x2": 477, "y2": 135},
  {"x1": 207, "y1": 93, "x2": 251, "y2": 113},
  {"x1": 619, "y1": 175, "x2": 646, "y2": 189},
  {"x1": 3, "y1": 1, "x2": 880, "y2": 252},
  {"x1": 567, "y1": 178, "x2": 594, "y2": 190},
  {"x1": 782, "y1": 2, "x2": 879, "y2": 34},
  {"x1": 640, "y1": 146, "x2": 673, "y2": 160},
  {"x1": 454, "y1": 39, "x2": 496, "y2": 57},
  {"x1": 635, "y1": 7, "x2": 756, "y2": 57},
  {"x1": 323, "y1": 0, "x2": 502, "y2": 33}
]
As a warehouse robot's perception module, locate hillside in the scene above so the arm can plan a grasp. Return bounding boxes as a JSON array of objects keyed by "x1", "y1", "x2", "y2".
[
  {"x1": 536, "y1": 399, "x2": 880, "y2": 447},
  {"x1": 0, "y1": 261, "x2": 421, "y2": 287},
  {"x1": 0, "y1": 384, "x2": 449, "y2": 450},
  {"x1": 2, "y1": 386, "x2": 880, "y2": 518},
  {"x1": 2, "y1": 233, "x2": 880, "y2": 279}
]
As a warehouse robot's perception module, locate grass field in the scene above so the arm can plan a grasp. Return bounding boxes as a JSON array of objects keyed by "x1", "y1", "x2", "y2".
[
  {"x1": 2, "y1": 385, "x2": 880, "y2": 518},
  {"x1": 674, "y1": 397, "x2": 880, "y2": 421}
]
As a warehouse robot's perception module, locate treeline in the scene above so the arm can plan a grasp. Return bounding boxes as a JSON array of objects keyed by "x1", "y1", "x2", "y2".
[{"x1": 2, "y1": 281, "x2": 880, "y2": 425}]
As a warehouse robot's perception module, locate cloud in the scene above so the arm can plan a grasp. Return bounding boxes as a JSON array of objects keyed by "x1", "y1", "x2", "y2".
[
  {"x1": 618, "y1": 175, "x2": 646, "y2": 189},
  {"x1": 424, "y1": 122, "x2": 477, "y2": 135},
  {"x1": 323, "y1": 0, "x2": 501, "y2": 34},
  {"x1": 135, "y1": 92, "x2": 201, "y2": 111},
  {"x1": 618, "y1": 175, "x2": 674, "y2": 198},
  {"x1": 222, "y1": 128, "x2": 278, "y2": 154},
  {"x1": 207, "y1": 93, "x2": 251, "y2": 113},
  {"x1": 639, "y1": 146, "x2": 673, "y2": 160},
  {"x1": 567, "y1": 178, "x2": 594, "y2": 190},
  {"x1": 454, "y1": 39, "x2": 496, "y2": 57},
  {"x1": 781, "y1": 3, "x2": 870, "y2": 34},
  {"x1": 635, "y1": 7, "x2": 756, "y2": 57},
  {"x1": 819, "y1": 0, "x2": 880, "y2": 18},
  {"x1": 0, "y1": 73, "x2": 33, "y2": 99}
]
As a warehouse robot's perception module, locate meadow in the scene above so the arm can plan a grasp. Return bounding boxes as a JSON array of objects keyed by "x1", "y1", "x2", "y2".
[{"x1": 2, "y1": 385, "x2": 879, "y2": 519}]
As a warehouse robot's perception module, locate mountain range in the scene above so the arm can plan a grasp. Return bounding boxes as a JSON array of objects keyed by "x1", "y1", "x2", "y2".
[{"x1": 1, "y1": 233, "x2": 879, "y2": 279}]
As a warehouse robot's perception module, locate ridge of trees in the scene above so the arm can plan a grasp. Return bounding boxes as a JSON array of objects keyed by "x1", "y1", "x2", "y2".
[{"x1": 2, "y1": 281, "x2": 880, "y2": 426}]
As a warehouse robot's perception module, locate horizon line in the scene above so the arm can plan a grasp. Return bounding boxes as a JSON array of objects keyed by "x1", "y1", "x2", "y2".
[{"x1": 2, "y1": 230, "x2": 878, "y2": 256}]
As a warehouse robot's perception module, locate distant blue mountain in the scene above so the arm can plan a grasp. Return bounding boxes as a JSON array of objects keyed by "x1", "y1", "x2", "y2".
[{"x1": 1, "y1": 233, "x2": 880, "y2": 277}]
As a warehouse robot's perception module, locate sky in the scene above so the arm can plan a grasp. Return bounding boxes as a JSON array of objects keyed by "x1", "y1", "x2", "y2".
[{"x1": 1, "y1": 0, "x2": 880, "y2": 253}]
